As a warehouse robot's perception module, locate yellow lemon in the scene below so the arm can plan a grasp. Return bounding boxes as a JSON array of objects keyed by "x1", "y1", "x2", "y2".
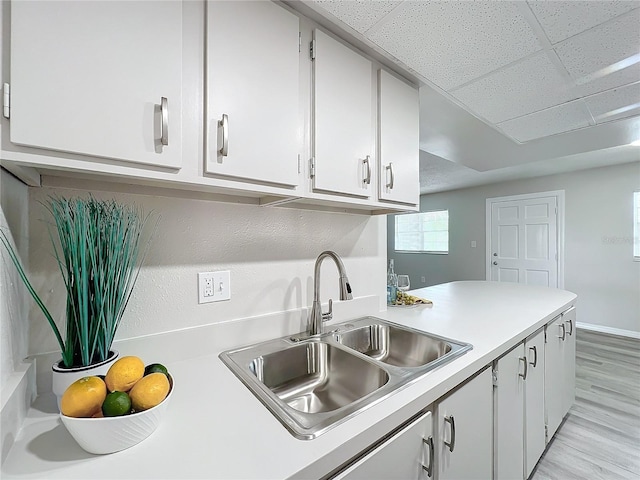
[
  {"x1": 129, "y1": 373, "x2": 170, "y2": 412},
  {"x1": 105, "y1": 356, "x2": 145, "y2": 392},
  {"x1": 60, "y1": 376, "x2": 107, "y2": 418}
]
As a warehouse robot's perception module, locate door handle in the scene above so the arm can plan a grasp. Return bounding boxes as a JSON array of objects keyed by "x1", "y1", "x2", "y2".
[
  {"x1": 529, "y1": 346, "x2": 537, "y2": 367},
  {"x1": 421, "y1": 436, "x2": 434, "y2": 478},
  {"x1": 444, "y1": 415, "x2": 456, "y2": 453},
  {"x1": 566, "y1": 318, "x2": 573, "y2": 336},
  {"x1": 386, "y1": 162, "x2": 394, "y2": 189},
  {"x1": 363, "y1": 155, "x2": 371, "y2": 185},
  {"x1": 160, "y1": 97, "x2": 169, "y2": 146},
  {"x1": 558, "y1": 322, "x2": 566, "y2": 341},
  {"x1": 493, "y1": 261, "x2": 498, "y2": 265},
  {"x1": 219, "y1": 114, "x2": 229, "y2": 157},
  {"x1": 519, "y1": 356, "x2": 528, "y2": 380}
]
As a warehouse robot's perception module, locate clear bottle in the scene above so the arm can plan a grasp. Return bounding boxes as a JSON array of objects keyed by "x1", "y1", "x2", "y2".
[{"x1": 386, "y1": 259, "x2": 398, "y2": 305}]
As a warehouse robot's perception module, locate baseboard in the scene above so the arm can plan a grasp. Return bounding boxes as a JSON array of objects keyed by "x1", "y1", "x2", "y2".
[{"x1": 576, "y1": 322, "x2": 640, "y2": 340}]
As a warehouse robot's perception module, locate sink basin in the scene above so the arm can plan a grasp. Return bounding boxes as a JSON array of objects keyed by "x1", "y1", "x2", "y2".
[
  {"x1": 220, "y1": 316, "x2": 472, "y2": 439},
  {"x1": 249, "y1": 342, "x2": 389, "y2": 413},
  {"x1": 335, "y1": 324, "x2": 452, "y2": 368}
]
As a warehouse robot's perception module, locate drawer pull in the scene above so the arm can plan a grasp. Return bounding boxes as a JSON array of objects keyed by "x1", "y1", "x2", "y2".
[
  {"x1": 529, "y1": 345, "x2": 537, "y2": 368},
  {"x1": 444, "y1": 415, "x2": 455, "y2": 453},
  {"x1": 421, "y1": 436, "x2": 434, "y2": 477},
  {"x1": 160, "y1": 97, "x2": 169, "y2": 146}
]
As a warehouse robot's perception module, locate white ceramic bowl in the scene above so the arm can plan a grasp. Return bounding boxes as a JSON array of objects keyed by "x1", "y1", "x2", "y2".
[{"x1": 60, "y1": 375, "x2": 173, "y2": 455}]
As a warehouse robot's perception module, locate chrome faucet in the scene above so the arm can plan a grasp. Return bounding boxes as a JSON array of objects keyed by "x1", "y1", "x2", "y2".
[{"x1": 308, "y1": 251, "x2": 353, "y2": 336}]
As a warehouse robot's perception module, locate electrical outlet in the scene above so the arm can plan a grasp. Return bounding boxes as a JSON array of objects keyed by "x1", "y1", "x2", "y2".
[
  {"x1": 198, "y1": 271, "x2": 231, "y2": 304},
  {"x1": 471, "y1": 240, "x2": 477, "y2": 248},
  {"x1": 421, "y1": 276, "x2": 426, "y2": 283}
]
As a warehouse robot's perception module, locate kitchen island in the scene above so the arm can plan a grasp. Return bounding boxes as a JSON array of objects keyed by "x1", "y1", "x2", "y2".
[{"x1": 1, "y1": 281, "x2": 576, "y2": 479}]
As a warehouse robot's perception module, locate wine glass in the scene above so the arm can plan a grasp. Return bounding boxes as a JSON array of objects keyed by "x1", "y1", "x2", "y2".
[{"x1": 397, "y1": 275, "x2": 410, "y2": 292}]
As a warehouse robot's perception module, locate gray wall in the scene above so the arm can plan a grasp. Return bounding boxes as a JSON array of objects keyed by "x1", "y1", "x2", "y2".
[{"x1": 388, "y1": 161, "x2": 640, "y2": 334}]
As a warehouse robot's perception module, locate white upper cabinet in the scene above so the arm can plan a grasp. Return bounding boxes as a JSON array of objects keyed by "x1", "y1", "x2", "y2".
[
  {"x1": 10, "y1": 0, "x2": 183, "y2": 169},
  {"x1": 205, "y1": 1, "x2": 299, "y2": 188},
  {"x1": 378, "y1": 70, "x2": 419, "y2": 206},
  {"x1": 312, "y1": 29, "x2": 373, "y2": 198}
]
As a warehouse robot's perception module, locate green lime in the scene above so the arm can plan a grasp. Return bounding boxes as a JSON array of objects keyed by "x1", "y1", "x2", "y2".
[
  {"x1": 101, "y1": 391, "x2": 132, "y2": 417},
  {"x1": 144, "y1": 363, "x2": 169, "y2": 377}
]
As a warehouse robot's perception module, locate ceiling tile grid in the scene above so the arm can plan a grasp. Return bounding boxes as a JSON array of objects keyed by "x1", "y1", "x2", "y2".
[
  {"x1": 450, "y1": 51, "x2": 575, "y2": 124},
  {"x1": 553, "y1": 9, "x2": 640, "y2": 81},
  {"x1": 365, "y1": 0, "x2": 544, "y2": 91},
  {"x1": 584, "y1": 81, "x2": 640, "y2": 123},
  {"x1": 312, "y1": 0, "x2": 402, "y2": 33},
  {"x1": 526, "y1": 0, "x2": 639, "y2": 44},
  {"x1": 310, "y1": 0, "x2": 640, "y2": 144},
  {"x1": 497, "y1": 100, "x2": 592, "y2": 142}
]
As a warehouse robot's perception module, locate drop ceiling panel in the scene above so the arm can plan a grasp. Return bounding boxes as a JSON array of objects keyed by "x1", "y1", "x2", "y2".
[
  {"x1": 585, "y1": 82, "x2": 640, "y2": 123},
  {"x1": 526, "y1": 0, "x2": 639, "y2": 45},
  {"x1": 554, "y1": 10, "x2": 640, "y2": 81},
  {"x1": 312, "y1": 0, "x2": 402, "y2": 34},
  {"x1": 366, "y1": 1, "x2": 544, "y2": 90},
  {"x1": 574, "y1": 63, "x2": 640, "y2": 98},
  {"x1": 498, "y1": 100, "x2": 591, "y2": 142},
  {"x1": 451, "y1": 51, "x2": 574, "y2": 123}
]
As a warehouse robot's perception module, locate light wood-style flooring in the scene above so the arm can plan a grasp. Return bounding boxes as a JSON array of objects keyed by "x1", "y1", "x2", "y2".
[{"x1": 531, "y1": 329, "x2": 640, "y2": 480}]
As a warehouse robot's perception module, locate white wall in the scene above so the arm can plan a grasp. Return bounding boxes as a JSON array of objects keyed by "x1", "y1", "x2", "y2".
[
  {"x1": 388, "y1": 162, "x2": 640, "y2": 334},
  {"x1": 27, "y1": 182, "x2": 386, "y2": 358},
  {"x1": 0, "y1": 170, "x2": 29, "y2": 390}
]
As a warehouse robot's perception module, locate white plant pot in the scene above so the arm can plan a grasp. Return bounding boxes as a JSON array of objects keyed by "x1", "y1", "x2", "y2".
[{"x1": 52, "y1": 350, "x2": 119, "y2": 411}]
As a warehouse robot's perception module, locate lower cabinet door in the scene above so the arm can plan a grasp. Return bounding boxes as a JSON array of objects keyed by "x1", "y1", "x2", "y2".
[
  {"x1": 495, "y1": 343, "x2": 525, "y2": 480},
  {"x1": 437, "y1": 368, "x2": 493, "y2": 480},
  {"x1": 545, "y1": 314, "x2": 565, "y2": 439},
  {"x1": 333, "y1": 411, "x2": 433, "y2": 480},
  {"x1": 562, "y1": 306, "x2": 577, "y2": 415},
  {"x1": 525, "y1": 329, "x2": 546, "y2": 478}
]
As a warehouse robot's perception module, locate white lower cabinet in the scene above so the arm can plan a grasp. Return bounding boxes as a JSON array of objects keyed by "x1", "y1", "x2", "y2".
[
  {"x1": 544, "y1": 306, "x2": 576, "y2": 441},
  {"x1": 436, "y1": 368, "x2": 493, "y2": 480},
  {"x1": 333, "y1": 411, "x2": 434, "y2": 480},
  {"x1": 494, "y1": 328, "x2": 546, "y2": 480},
  {"x1": 524, "y1": 329, "x2": 546, "y2": 478},
  {"x1": 495, "y1": 343, "x2": 525, "y2": 480}
]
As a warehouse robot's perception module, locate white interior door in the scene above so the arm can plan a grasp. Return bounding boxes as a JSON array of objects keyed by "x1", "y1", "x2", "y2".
[{"x1": 487, "y1": 192, "x2": 563, "y2": 287}]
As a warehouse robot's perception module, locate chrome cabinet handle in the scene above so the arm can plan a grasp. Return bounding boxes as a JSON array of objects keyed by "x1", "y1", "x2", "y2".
[
  {"x1": 386, "y1": 162, "x2": 394, "y2": 189},
  {"x1": 422, "y1": 436, "x2": 434, "y2": 478},
  {"x1": 529, "y1": 346, "x2": 537, "y2": 367},
  {"x1": 219, "y1": 114, "x2": 229, "y2": 157},
  {"x1": 566, "y1": 318, "x2": 573, "y2": 336},
  {"x1": 519, "y1": 356, "x2": 528, "y2": 380},
  {"x1": 444, "y1": 415, "x2": 455, "y2": 453},
  {"x1": 558, "y1": 322, "x2": 566, "y2": 341},
  {"x1": 363, "y1": 155, "x2": 371, "y2": 185},
  {"x1": 160, "y1": 97, "x2": 169, "y2": 146}
]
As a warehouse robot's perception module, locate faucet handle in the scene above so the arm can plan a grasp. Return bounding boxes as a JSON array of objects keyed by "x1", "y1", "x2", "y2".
[{"x1": 322, "y1": 299, "x2": 333, "y2": 322}]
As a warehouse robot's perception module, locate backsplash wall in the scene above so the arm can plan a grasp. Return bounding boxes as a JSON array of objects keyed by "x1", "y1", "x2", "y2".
[{"x1": 27, "y1": 181, "x2": 387, "y2": 358}]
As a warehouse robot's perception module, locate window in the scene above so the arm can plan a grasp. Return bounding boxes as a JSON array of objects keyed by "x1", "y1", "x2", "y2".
[
  {"x1": 634, "y1": 192, "x2": 640, "y2": 260},
  {"x1": 395, "y1": 210, "x2": 449, "y2": 253}
]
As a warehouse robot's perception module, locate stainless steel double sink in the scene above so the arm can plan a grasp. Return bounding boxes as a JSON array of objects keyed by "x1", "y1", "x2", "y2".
[{"x1": 220, "y1": 316, "x2": 472, "y2": 439}]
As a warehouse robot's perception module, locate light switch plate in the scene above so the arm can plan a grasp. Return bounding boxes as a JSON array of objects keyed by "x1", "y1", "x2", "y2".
[{"x1": 198, "y1": 271, "x2": 231, "y2": 304}]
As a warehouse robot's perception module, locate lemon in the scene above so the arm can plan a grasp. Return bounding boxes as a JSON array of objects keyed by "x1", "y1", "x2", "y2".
[
  {"x1": 60, "y1": 376, "x2": 107, "y2": 418},
  {"x1": 129, "y1": 373, "x2": 170, "y2": 412},
  {"x1": 105, "y1": 356, "x2": 145, "y2": 392},
  {"x1": 144, "y1": 363, "x2": 169, "y2": 377},
  {"x1": 102, "y1": 391, "x2": 132, "y2": 417}
]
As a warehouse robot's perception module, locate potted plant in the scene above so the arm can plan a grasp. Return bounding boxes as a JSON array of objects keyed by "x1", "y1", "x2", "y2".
[{"x1": 0, "y1": 195, "x2": 155, "y2": 404}]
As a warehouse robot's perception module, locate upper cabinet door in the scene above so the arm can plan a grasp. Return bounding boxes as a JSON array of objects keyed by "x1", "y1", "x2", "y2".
[
  {"x1": 378, "y1": 70, "x2": 419, "y2": 205},
  {"x1": 312, "y1": 29, "x2": 373, "y2": 198},
  {"x1": 205, "y1": 1, "x2": 299, "y2": 188},
  {"x1": 10, "y1": 1, "x2": 183, "y2": 169}
]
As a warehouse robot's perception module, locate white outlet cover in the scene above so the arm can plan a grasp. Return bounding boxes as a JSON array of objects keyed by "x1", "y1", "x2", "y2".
[{"x1": 198, "y1": 271, "x2": 231, "y2": 304}]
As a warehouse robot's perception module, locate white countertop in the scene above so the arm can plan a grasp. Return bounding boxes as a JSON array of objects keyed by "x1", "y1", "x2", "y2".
[{"x1": 1, "y1": 281, "x2": 576, "y2": 479}]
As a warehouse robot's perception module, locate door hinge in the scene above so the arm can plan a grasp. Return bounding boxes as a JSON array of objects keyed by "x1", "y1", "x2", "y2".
[
  {"x1": 544, "y1": 328, "x2": 547, "y2": 343},
  {"x1": 544, "y1": 425, "x2": 549, "y2": 442},
  {"x1": 3, "y1": 83, "x2": 10, "y2": 119},
  {"x1": 297, "y1": 154, "x2": 301, "y2": 174},
  {"x1": 309, "y1": 157, "x2": 316, "y2": 178},
  {"x1": 309, "y1": 39, "x2": 316, "y2": 60},
  {"x1": 492, "y1": 367, "x2": 498, "y2": 387},
  {"x1": 298, "y1": 32, "x2": 302, "y2": 53}
]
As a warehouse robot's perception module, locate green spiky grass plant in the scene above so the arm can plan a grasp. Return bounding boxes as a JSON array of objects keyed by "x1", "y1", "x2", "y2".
[{"x1": 0, "y1": 196, "x2": 155, "y2": 368}]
